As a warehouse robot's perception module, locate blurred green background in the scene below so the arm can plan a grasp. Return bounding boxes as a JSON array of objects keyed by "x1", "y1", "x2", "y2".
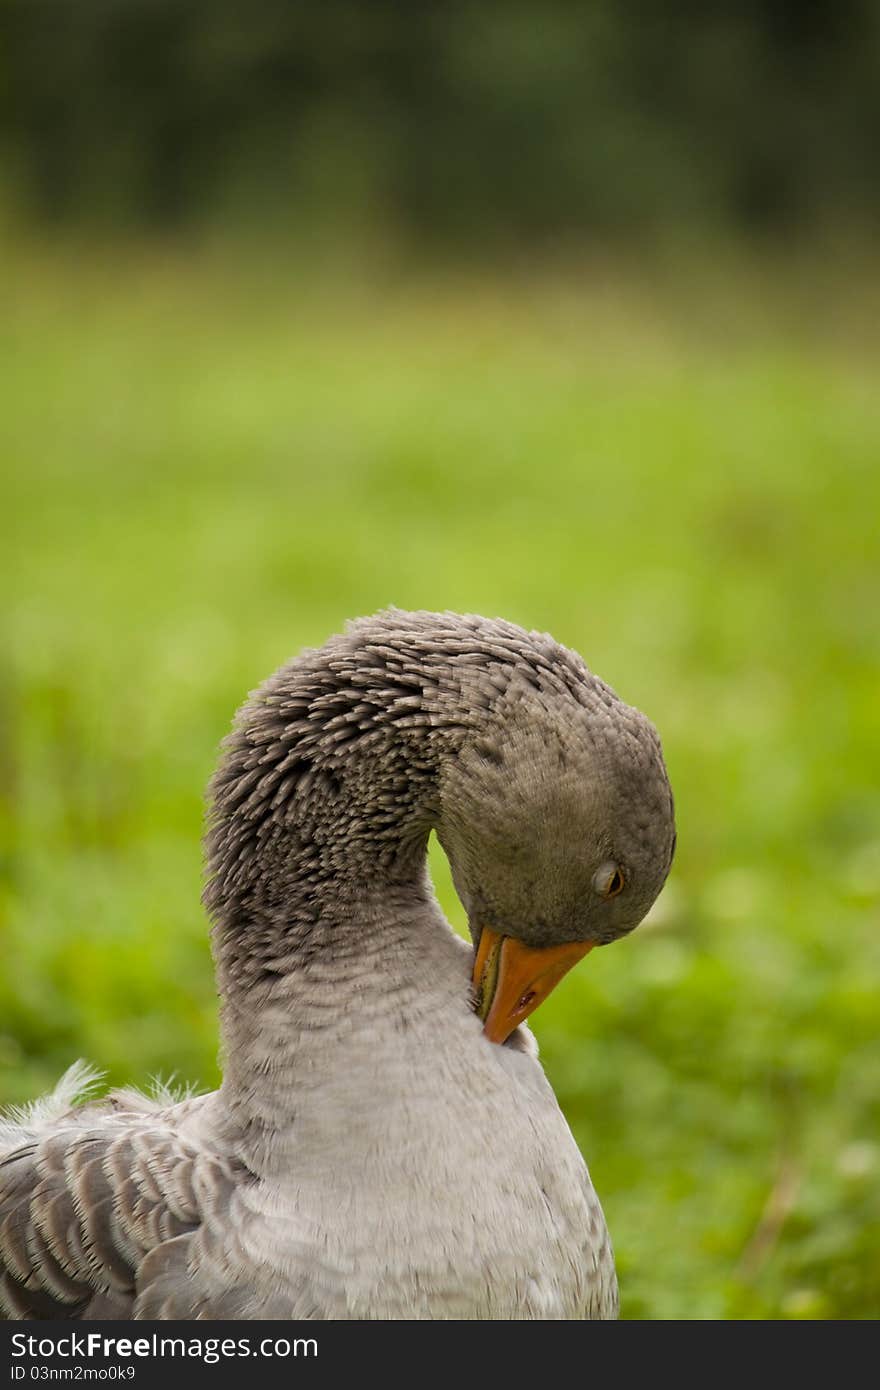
[{"x1": 1, "y1": 1, "x2": 879, "y2": 1320}]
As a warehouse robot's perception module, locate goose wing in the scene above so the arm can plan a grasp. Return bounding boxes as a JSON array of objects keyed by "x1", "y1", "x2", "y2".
[{"x1": 0, "y1": 1067, "x2": 255, "y2": 1321}]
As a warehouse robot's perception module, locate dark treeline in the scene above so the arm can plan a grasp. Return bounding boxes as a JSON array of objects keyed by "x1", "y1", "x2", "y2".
[{"x1": 3, "y1": 0, "x2": 879, "y2": 243}]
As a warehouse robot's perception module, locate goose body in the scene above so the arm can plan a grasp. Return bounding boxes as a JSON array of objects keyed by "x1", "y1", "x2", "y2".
[{"x1": 0, "y1": 610, "x2": 675, "y2": 1320}]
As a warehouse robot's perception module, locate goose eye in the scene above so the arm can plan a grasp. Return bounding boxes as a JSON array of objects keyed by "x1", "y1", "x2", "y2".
[{"x1": 593, "y1": 862, "x2": 625, "y2": 899}]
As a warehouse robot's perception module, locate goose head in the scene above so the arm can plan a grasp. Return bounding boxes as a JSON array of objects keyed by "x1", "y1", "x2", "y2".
[{"x1": 437, "y1": 672, "x2": 675, "y2": 1043}]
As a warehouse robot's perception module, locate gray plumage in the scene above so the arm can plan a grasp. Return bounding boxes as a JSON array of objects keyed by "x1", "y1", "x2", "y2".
[{"x1": 0, "y1": 609, "x2": 675, "y2": 1320}]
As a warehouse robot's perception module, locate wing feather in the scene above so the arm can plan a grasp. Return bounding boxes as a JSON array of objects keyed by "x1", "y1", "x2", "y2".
[{"x1": 0, "y1": 1076, "x2": 248, "y2": 1321}]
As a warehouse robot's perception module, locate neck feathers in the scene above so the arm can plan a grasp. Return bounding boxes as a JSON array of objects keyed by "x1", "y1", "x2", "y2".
[
  {"x1": 203, "y1": 609, "x2": 587, "y2": 987},
  {"x1": 204, "y1": 618, "x2": 465, "y2": 986}
]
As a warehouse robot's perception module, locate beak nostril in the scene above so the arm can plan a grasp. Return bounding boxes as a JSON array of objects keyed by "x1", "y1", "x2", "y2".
[{"x1": 474, "y1": 931, "x2": 594, "y2": 1044}]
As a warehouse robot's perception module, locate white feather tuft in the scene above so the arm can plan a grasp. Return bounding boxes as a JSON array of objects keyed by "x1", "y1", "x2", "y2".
[
  {"x1": 0, "y1": 1060, "x2": 106, "y2": 1153},
  {"x1": 109, "y1": 1074, "x2": 198, "y2": 1112}
]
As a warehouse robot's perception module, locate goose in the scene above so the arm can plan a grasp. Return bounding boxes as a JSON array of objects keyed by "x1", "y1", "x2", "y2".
[{"x1": 0, "y1": 609, "x2": 675, "y2": 1320}]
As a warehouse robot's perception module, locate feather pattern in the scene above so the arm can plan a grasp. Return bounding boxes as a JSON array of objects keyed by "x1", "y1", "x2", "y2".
[{"x1": 0, "y1": 1070, "x2": 249, "y2": 1319}]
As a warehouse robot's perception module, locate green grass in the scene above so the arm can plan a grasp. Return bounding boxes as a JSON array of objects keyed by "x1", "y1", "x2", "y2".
[{"x1": 1, "y1": 240, "x2": 878, "y2": 1319}]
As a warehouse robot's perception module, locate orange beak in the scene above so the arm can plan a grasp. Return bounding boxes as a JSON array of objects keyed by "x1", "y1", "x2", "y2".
[{"x1": 471, "y1": 926, "x2": 595, "y2": 1044}]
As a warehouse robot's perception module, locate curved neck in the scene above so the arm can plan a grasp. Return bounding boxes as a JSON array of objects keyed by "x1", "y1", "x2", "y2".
[
  {"x1": 202, "y1": 633, "x2": 486, "y2": 1166},
  {"x1": 198, "y1": 611, "x2": 589, "y2": 1164},
  {"x1": 204, "y1": 632, "x2": 476, "y2": 1009}
]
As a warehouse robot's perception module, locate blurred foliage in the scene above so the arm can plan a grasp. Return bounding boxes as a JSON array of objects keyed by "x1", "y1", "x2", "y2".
[
  {"x1": 0, "y1": 238, "x2": 879, "y2": 1319},
  {"x1": 1, "y1": 0, "x2": 879, "y2": 242}
]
